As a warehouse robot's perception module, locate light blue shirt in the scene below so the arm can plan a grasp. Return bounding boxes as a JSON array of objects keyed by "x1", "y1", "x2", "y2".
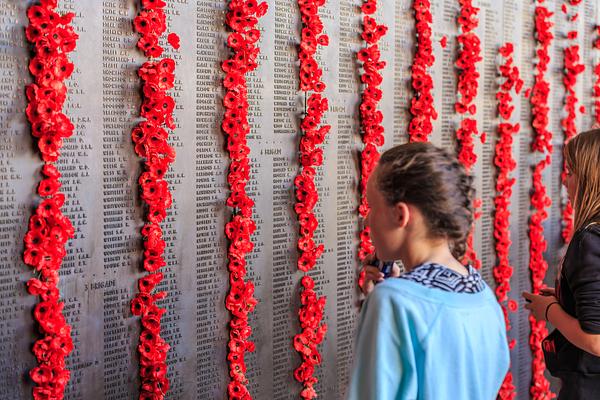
[{"x1": 347, "y1": 278, "x2": 510, "y2": 400}]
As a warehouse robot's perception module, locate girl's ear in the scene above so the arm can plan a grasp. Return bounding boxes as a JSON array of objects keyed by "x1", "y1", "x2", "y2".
[{"x1": 394, "y1": 202, "x2": 410, "y2": 229}]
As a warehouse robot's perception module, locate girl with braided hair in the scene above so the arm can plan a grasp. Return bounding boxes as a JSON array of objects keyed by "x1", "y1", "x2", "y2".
[{"x1": 349, "y1": 142, "x2": 509, "y2": 399}]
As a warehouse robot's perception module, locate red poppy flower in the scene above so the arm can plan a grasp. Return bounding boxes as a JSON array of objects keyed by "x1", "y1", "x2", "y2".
[
  {"x1": 134, "y1": 13, "x2": 155, "y2": 36},
  {"x1": 361, "y1": 1, "x2": 376, "y2": 14},
  {"x1": 439, "y1": 35, "x2": 448, "y2": 48},
  {"x1": 165, "y1": 32, "x2": 180, "y2": 50},
  {"x1": 142, "y1": 0, "x2": 166, "y2": 8},
  {"x1": 136, "y1": 34, "x2": 161, "y2": 58},
  {"x1": 138, "y1": 273, "x2": 164, "y2": 293}
]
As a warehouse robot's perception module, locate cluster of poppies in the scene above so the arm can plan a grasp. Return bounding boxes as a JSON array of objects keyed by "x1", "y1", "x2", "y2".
[
  {"x1": 355, "y1": 0, "x2": 387, "y2": 278},
  {"x1": 293, "y1": 275, "x2": 327, "y2": 400},
  {"x1": 455, "y1": 0, "x2": 483, "y2": 171},
  {"x1": 494, "y1": 43, "x2": 523, "y2": 400},
  {"x1": 528, "y1": 4, "x2": 555, "y2": 398},
  {"x1": 24, "y1": 168, "x2": 75, "y2": 400},
  {"x1": 356, "y1": 228, "x2": 374, "y2": 289},
  {"x1": 560, "y1": 2, "x2": 586, "y2": 243},
  {"x1": 529, "y1": 156, "x2": 553, "y2": 400},
  {"x1": 25, "y1": 2, "x2": 77, "y2": 163},
  {"x1": 595, "y1": 26, "x2": 600, "y2": 125},
  {"x1": 361, "y1": 16, "x2": 387, "y2": 44},
  {"x1": 223, "y1": 215, "x2": 257, "y2": 399},
  {"x1": 462, "y1": 206, "x2": 482, "y2": 270},
  {"x1": 131, "y1": 1, "x2": 181, "y2": 398},
  {"x1": 409, "y1": 0, "x2": 438, "y2": 142},
  {"x1": 529, "y1": 157, "x2": 553, "y2": 298},
  {"x1": 494, "y1": 43, "x2": 522, "y2": 322},
  {"x1": 23, "y1": 2, "x2": 78, "y2": 398},
  {"x1": 530, "y1": 7, "x2": 553, "y2": 154},
  {"x1": 493, "y1": 43, "x2": 523, "y2": 307},
  {"x1": 133, "y1": 0, "x2": 181, "y2": 57},
  {"x1": 293, "y1": 1, "x2": 329, "y2": 397},
  {"x1": 455, "y1": 0, "x2": 483, "y2": 270},
  {"x1": 222, "y1": 1, "x2": 268, "y2": 398},
  {"x1": 293, "y1": 95, "x2": 329, "y2": 341},
  {"x1": 295, "y1": 94, "x2": 329, "y2": 274},
  {"x1": 298, "y1": 0, "x2": 329, "y2": 92}
]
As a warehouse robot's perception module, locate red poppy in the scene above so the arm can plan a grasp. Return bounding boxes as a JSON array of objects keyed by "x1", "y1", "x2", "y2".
[
  {"x1": 165, "y1": 32, "x2": 180, "y2": 50},
  {"x1": 438, "y1": 35, "x2": 447, "y2": 49},
  {"x1": 138, "y1": 273, "x2": 164, "y2": 293},
  {"x1": 361, "y1": 1, "x2": 376, "y2": 14}
]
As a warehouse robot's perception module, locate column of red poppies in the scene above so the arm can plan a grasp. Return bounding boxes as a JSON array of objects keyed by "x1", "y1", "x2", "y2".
[
  {"x1": 292, "y1": 1, "x2": 330, "y2": 399},
  {"x1": 356, "y1": 0, "x2": 387, "y2": 289},
  {"x1": 560, "y1": 1, "x2": 585, "y2": 243},
  {"x1": 408, "y1": 0, "x2": 437, "y2": 143},
  {"x1": 494, "y1": 43, "x2": 523, "y2": 400},
  {"x1": 455, "y1": 0, "x2": 483, "y2": 270},
  {"x1": 221, "y1": 1, "x2": 268, "y2": 399},
  {"x1": 528, "y1": 4, "x2": 554, "y2": 399},
  {"x1": 130, "y1": 1, "x2": 181, "y2": 399},
  {"x1": 594, "y1": 27, "x2": 600, "y2": 125},
  {"x1": 22, "y1": 1, "x2": 78, "y2": 399}
]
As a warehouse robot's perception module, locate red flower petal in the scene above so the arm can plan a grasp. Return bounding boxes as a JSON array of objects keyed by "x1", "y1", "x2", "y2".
[{"x1": 167, "y1": 33, "x2": 180, "y2": 49}]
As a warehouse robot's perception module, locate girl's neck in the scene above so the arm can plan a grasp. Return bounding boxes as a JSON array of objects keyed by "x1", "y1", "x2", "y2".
[{"x1": 399, "y1": 238, "x2": 468, "y2": 276}]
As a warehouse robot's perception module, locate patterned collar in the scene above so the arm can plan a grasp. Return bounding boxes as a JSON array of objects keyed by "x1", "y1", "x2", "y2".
[{"x1": 397, "y1": 262, "x2": 486, "y2": 293}]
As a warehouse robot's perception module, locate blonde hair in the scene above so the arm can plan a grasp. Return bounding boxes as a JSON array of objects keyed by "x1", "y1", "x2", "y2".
[{"x1": 564, "y1": 129, "x2": 600, "y2": 231}]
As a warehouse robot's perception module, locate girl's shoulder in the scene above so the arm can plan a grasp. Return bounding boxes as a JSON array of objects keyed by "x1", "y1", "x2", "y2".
[
  {"x1": 564, "y1": 222, "x2": 600, "y2": 279},
  {"x1": 576, "y1": 222, "x2": 600, "y2": 248},
  {"x1": 569, "y1": 222, "x2": 600, "y2": 248},
  {"x1": 583, "y1": 222, "x2": 600, "y2": 235}
]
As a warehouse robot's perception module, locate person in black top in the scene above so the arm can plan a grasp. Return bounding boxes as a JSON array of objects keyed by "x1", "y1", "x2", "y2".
[{"x1": 523, "y1": 129, "x2": 600, "y2": 399}]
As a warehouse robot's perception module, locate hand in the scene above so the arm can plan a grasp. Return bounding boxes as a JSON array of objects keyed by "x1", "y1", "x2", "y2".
[
  {"x1": 360, "y1": 255, "x2": 400, "y2": 296},
  {"x1": 540, "y1": 287, "x2": 556, "y2": 297},
  {"x1": 522, "y1": 291, "x2": 558, "y2": 321}
]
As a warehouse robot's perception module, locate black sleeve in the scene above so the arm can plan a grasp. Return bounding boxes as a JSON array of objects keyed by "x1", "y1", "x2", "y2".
[{"x1": 569, "y1": 228, "x2": 600, "y2": 334}]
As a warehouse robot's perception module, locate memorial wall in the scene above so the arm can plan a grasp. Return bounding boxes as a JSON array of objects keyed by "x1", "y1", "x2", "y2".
[{"x1": 0, "y1": 0, "x2": 599, "y2": 399}]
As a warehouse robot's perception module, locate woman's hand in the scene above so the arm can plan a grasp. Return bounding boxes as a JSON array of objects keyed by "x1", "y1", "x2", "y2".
[
  {"x1": 360, "y1": 255, "x2": 400, "y2": 296},
  {"x1": 540, "y1": 287, "x2": 556, "y2": 296},
  {"x1": 522, "y1": 291, "x2": 558, "y2": 321}
]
